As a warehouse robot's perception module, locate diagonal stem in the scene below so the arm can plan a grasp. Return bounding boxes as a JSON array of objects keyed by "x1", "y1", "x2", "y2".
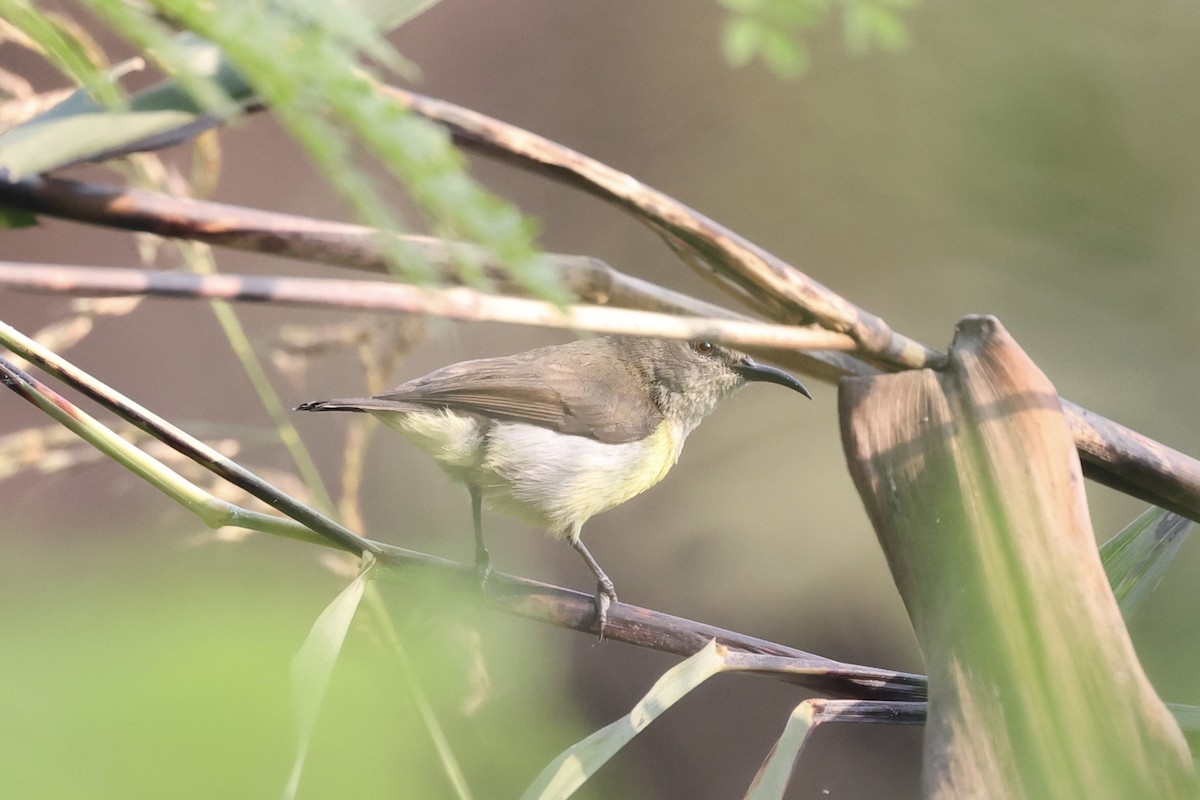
[
  {"x1": 382, "y1": 86, "x2": 944, "y2": 368},
  {"x1": 0, "y1": 318, "x2": 376, "y2": 556},
  {"x1": 0, "y1": 262, "x2": 857, "y2": 352}
]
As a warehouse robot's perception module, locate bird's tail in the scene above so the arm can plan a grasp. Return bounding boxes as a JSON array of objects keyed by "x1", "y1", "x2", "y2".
[
  {"x1": 295, "y1": 399, "x2": 363, "y2": 413},
  {"x1": 294, "y1": 398, "x2": 422, "y2": 414}
]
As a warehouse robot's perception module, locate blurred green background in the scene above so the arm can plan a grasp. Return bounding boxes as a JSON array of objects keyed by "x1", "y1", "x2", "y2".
[{"x1": 3, "y1": 1, "x2": 1200, "y2": 797}]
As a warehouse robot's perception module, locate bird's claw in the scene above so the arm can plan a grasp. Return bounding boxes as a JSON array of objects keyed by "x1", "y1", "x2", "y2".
[
  {"x1": 474, "y1": 543, "x2": 493, "y2": 593},
  {"x1": 475, "y1": 561, "x2": 494, "y2": 593},
  {"x1": 594, "y1": 579, "x2": 618, "y2": 640}
]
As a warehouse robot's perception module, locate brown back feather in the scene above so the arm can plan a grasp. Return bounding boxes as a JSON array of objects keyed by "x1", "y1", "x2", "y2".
[{"x1": 372, "y1": 339, "x2": 663, "y2": 444}]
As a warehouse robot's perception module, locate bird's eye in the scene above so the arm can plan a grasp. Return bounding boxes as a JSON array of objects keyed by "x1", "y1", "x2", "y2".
[{"x1": 691, "y1": 340, "x2": 716, "y2": 356}]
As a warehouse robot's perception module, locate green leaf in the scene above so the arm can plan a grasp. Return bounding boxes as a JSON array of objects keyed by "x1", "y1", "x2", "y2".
[
  {"x1": 743, "y1": 701, "x2": 817, "y2": 799},
  {"x1": 861, "y1": 5, "x2": 910, "y2": 51},
  {"x1": 0, "y1": 34, "x2": 247, "y2": 177},
  {"x1": 716, "y1": 0, "x2": 909, "y2": 78},
  {"x1": 772, "y1": 0, "x2": 827, "y2": 27},
  {"x1": 759, "y1": 26, "x2": 809, "y2": 78},
  {"x1": 284, "y1": 555, "x2": 375, "y2": 800},
  {"x1": 0, "y1": 207, "x2": 38, "y2": 228},
  {"x1": 261, "y1": 0, "x2": 421, "y2": 77},
  {"x1": 0, "y1": 0, "x2": 432, "y2": 177},
  {"x1": 521, "y1": 640, "x2": 729, "y2": 800},
  {"x1": 722, "y1": 17, "x2": 764, "y2": 67},
  {"x1": 841, "y1": 4, "x2": 872, "y2": 56},
  {"x1": 0, "y1": 0, "x2": 120, "y2": 104},
  {"x1": 354, "y1": 0, "x2": 446, "y2": 33},
  {"x1": 0, "y1": 105, "x2": 198, "y2": 178},
  {"x1": 842, "y1": 2, "x2": 910, "y2": 55},
  {"x1": 717, "y1": 0, "x2": 763, "y2": 13},
  {"x1": 1168, "y1": 704, "x2": 1200, "y2": 735},
  {"x1": 1100, "y1": 506, "x2": 1192, "y2": 620}
]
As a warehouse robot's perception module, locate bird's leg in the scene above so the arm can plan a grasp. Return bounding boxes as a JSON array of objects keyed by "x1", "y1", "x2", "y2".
[
  {"x1": 470, "y1": 486, "x2": 492, "y2": 590},
  {"x1": 568, "y1": 525, "x2": 618, "y2": 638}
]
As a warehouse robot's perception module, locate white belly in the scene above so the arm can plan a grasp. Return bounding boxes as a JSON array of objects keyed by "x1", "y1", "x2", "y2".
[
  {"x1": 374, "y1": 408, "x2": 484, "y2": 480},
  {"x1": 374, "y1": 408, "x2": 687, "y2": 537},
  {"x1": 477, "y1": 420, "x2": 686, "y2": 536}
]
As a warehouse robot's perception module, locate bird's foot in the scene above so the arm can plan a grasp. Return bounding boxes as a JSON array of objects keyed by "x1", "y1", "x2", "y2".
[
  {"x1": 474, "y1": 545, "x2": 493, "y2": 593},
  {"x1": 593, "y1": 578, "x2": 618, "y2": 640}
]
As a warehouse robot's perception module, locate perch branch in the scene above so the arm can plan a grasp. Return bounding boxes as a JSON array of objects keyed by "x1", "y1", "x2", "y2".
[{"x1": 1065, "y1": 401, "x2": 1200, "y2": 523}]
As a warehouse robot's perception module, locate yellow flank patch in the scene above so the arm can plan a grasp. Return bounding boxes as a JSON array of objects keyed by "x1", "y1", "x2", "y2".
[
  {"x1": 603, "y1": 421, "x2": 681, "y2": 506},
  {"x1": 550, "y1": 420, "x2": 684, "y2": 527}
]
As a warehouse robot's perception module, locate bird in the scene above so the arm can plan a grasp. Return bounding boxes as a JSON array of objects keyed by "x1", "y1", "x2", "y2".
[{"x1": 295, "y1": 335, "x2": 811, "y2": 634}]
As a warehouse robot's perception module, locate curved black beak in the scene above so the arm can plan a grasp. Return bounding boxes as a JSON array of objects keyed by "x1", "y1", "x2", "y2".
[{"x1": 734, "y1": 357, "x2": 812, "y2": 399}]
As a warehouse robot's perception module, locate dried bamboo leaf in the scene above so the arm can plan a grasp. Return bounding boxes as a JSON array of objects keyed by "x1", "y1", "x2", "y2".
[{"x1": 840, "y1": 315, "x2": 1197, "y2": 798}]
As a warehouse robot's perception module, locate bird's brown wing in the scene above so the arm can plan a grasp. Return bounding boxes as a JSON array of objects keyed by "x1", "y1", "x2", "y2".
[{"x1": 373, "y1": 351, "x2": 662, "y2": 445}]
